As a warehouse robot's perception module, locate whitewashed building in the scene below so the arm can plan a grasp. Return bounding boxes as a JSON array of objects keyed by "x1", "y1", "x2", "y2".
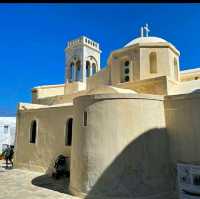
[{"x1": 0, "y1": 117, "x2": 16, "y2": 153}]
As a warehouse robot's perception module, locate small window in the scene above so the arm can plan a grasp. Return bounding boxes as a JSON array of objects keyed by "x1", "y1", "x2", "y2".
[
  {"x1": 193, "y1": 175, "x2": 200, "y2": 186},
  {"x1": 4, "y1": 125, "x2": 8, "y2": 134},
  {"x1": 124, "y1": 60, "x2": 129, "y2": 67},
  {"x1": 174, "y1": 57, "x2": 179, "y2": 80},
  {"x1": 65, "y1": 118, "x2": 73, "y2": 146},
  {"x1": 195, "y1": 76, "x2": 199, "y2": 80},
  {"x1": 125, "y1": 68, "x2": 129, "y2": 74},
  {"x1": 124, "y1": 76, "x2": 129, "y2": 82},
  {"x1": 150, "y1": 52, "x2": 157, "y2": 73},
  {"x1": 83, "y1": 111, "x2": 87, "y2": 126},
  {"x1": 30, "y1": 120, "x2": 37, "y2": 143}
]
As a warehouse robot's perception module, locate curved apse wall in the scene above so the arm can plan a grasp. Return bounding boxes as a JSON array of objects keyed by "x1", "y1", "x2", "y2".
[{"x1": 70, "y1": 93, "x2": 173, "y2": 199}]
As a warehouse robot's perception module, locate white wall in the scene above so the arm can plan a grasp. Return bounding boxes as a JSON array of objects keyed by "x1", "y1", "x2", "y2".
[{"x1": 0, "y1": 117, "x2": 16, "y2": 153}]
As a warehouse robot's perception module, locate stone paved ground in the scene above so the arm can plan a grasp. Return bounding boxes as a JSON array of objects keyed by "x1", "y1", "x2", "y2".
[{"x1": 0, "y1": 160, "x2": 79, "y2": 199}]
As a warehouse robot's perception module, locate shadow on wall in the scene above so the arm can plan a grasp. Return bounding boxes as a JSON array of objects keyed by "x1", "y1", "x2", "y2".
[
  {"x1": 84, "y1": 128, "x2": 177, "y2": 199},
  {"x1": 32, "y1": 128, "x2": 178, "y2": 198}
]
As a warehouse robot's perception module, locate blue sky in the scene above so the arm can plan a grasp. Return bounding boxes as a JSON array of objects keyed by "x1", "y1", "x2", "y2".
[{"x1": 0, "y1": 3, "x2": 200, "y2": 115}]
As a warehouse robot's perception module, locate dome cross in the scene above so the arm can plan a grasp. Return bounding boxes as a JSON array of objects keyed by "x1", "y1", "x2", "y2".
[
  {"x1": 144, "y1": 24, "x2": 150, "y2": 37},
  {"x1": 140, "y1": 23, "x2": 150, "y2": 37}
]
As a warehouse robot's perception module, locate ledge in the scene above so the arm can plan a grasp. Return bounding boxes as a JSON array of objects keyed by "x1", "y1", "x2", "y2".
[
  {"x1": 74, "y1": 93, "x2": 164, "y2": 102},
  {"x1": 165, "y1": 92, "x2": 200, "y2": 101}
]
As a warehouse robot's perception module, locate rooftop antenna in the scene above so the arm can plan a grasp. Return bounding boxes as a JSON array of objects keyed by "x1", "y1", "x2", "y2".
[{"x1": 144, "y1": 23, "x2": 150, "y2": 37}]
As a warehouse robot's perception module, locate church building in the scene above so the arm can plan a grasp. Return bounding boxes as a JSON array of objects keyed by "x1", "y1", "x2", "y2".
[{"x1": 14, "y1": 24, "x2": 200, "y2": 199}]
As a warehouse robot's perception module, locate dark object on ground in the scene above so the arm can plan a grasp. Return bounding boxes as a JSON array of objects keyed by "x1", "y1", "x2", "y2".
[
  {"x1": 2, "y1": 145, "x2": 14, "y2": 169},
  {"x1": 52, "y1": 155, "x2": 70, "y2": 179}
]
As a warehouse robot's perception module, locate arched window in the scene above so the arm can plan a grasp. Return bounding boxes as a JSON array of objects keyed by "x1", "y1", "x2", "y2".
[
  {"x1": 92, "y1": 63, "x2": 97, "y2": 75},
  {"x1": 174, "y1": 58, "x2": 178, "y2": 80},
  {"x1": 149, "y1": 52, "x2": 157, "y2": 73},
  {"x1": 65, "y1": 118, "x2": 73, "y2": 146},
  {"x1": 30, "y1": 120, "x2": 37, "y2": 143},
  {"x1": 70, "y1": 62, "x2": 75, "y2": 82},
  {"x1": 76, "y1": 61, "x2": 81, "y2": 81},
  {"x1": 86, "y1": 61, "x2": 90, "y2": 78}
]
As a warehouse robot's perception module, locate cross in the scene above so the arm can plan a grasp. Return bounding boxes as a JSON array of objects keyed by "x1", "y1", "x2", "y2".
[
  {"x1": 140, "y1": 27, "x2": 144, "y2": 37},
  {"x1": 143, "y1": 24, "x2": 150, "y2": 37}
]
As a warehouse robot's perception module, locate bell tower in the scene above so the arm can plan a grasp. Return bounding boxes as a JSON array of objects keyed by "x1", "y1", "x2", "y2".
[{"x1": 64, "y1": 36, "x2": 101, "y2": 84}]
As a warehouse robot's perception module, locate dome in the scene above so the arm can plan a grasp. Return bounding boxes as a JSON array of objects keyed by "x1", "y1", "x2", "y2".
[
  {"x1": 87, "y1": 86, "x2": 137, "y2": 95},
  {"x1": 124, "y1": 36, "x2": 168, "y2": 48}
]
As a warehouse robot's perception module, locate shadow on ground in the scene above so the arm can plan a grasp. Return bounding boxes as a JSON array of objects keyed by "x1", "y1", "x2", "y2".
[
  {"x1": 32, "y1": 175, "x2": 70, "y2": 194},
  {"x1": 32, "y1": 128, "x2": 177, "y2": 198}
]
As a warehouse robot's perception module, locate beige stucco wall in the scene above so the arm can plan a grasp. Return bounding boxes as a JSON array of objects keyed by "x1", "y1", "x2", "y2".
[
  {"x1": 14, "y1": 104, "x2": 74, "y2": 173},
  {"x1": 168, "y1": 79, "x2": 200, "y2": 95},
  {"x1": 33, "y1": 90, "x2": 88, "y2": 106},
  {"x1": 165, "y1": 93, "x2": 200, "y2": 166},
  {"x1": 70, "y1": 93, "x2": 173, "y2": 199},
  {"x1": 140, "y1": 47, "x2": 179, "y2": 81},
  {"x1": 64, "y1": 81, "x2": 86, "y2": 95},
  {"x1": 32, "y1": 84, "x2": 65, "y2": 103},
  {"x1": 32, "y1": 75, "x2": 169, "y2": 106},
  {"x1": 168, "y1": 49, "x2": 180, "y2": 81},
  {"x1": 108, "y1": 42, "x2": 180, "y2": 87},
  {"x1": 86, "y1": 67, "x2": 110, "y2": 90},
  {"x1": 180, "y1": 68, "x2": 200, "y2": 81},
  {"x1": 109, "y1": 45, "x2": 140, "y2": 84},
  {"x1": 117, "y1": 76, "x2": 168, "y2": 95}
]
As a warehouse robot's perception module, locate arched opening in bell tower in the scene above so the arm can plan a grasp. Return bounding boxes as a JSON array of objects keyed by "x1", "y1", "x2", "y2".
[
  {"x1": 86, "y1": 61, "x2": 90, "y2": 78},
  {"x1": 70, "y1": 62, "x2": 75, "y2": 82},
  {"x1": 76, "y1": 61, "x2": 81, "y2": 81},
  {"x1": 92, "y1": 63, "x2": 97, "y2": 75}
]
